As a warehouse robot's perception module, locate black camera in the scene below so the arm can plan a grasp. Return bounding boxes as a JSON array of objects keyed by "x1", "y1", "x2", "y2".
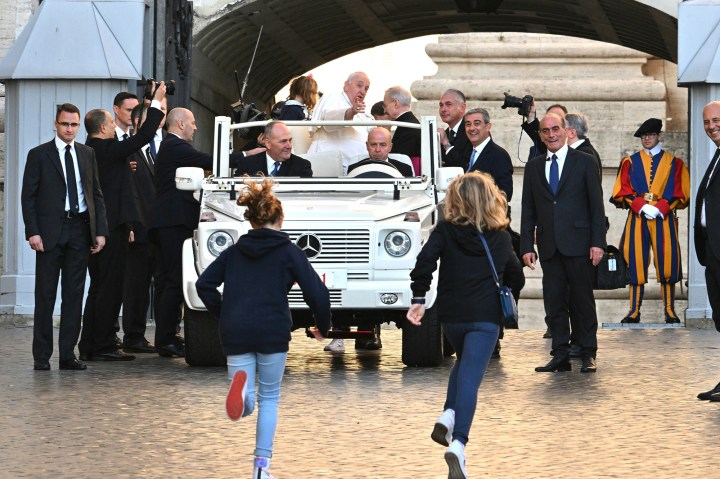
[
  {"x1": 501, "y1": 92, "x2": 533, "y2": 117},
  {"x1": 231, "y1": 101, "x2": 267, "y2": 140},
  {"x1": 144, "y1": 79, "x2": 176, "y2": 100}
]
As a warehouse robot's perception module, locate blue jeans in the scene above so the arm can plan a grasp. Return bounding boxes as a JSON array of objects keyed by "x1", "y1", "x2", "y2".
[
  {"x1": 442, "y1": 321, "x2": 500, "y2": 445},
  {"x1": 227, "y1": 351, "x2": 288, "y2": 458}
]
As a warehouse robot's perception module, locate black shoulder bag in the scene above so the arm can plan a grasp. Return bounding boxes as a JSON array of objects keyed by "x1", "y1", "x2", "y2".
[{"x1": 478, "y1": 233, "x2": 519, "y2": 329}]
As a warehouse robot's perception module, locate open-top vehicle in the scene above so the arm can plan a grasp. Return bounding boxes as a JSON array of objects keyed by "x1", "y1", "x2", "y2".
[{"x1": 176, "y1": 116, "x2": 463, "y2": 367}]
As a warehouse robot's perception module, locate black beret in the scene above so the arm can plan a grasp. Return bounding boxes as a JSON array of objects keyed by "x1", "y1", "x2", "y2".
[{"x1": 634, "y1": 118, "x2": 663, "y2": 137}]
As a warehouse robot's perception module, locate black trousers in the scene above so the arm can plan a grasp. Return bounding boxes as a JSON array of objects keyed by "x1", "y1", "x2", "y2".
[
  {"x1": 33, "y1": 216, "x2": 90, "y2": 361},
  {"x1": 152, "y1": 225, "x2": 192, "y2": 347},
  {"x1": 704, "y1": 240, "x2": 720, "y2": 331},
  {"x1": 541, "y1": 253, "x2": 598, "y2": 358},
  {"x1": 122, "y1": 241, "x2": 158, "y2": 343},
  {"x1": 80, "y1": 224, "x2": 129, "y2": 355}
]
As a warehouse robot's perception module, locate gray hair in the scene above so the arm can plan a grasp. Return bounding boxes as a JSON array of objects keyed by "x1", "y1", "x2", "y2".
[
  {"x1": 465, "y1": 107, "x2": 490, "y2": 124},
  {"x1": 385, "y1": 86, "x2": 412, "y2": 107},
  {"x1": 565, "y1": 113, "x2": 588, "y2": 139},
  {"x1": 442, "y1": 88, "x2": 466, "y2": 104}
]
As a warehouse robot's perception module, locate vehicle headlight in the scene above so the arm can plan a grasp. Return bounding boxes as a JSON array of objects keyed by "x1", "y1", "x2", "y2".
[
  {"x1": 207, "y1": 231, "x2": 234, "y2": 257},
  {"x1": 384, "y1": 231, "x2": 411, "y2": 257}
]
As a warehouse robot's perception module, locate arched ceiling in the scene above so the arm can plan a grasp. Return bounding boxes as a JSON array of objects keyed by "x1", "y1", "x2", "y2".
[{"x1": 193, "y1": 0, "x2": 678, "y2": 114}]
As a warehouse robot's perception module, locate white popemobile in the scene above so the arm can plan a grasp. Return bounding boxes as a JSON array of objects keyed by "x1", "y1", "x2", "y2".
[{"x1": 176, "y1": 116, "x2": 463, "y2": 367}]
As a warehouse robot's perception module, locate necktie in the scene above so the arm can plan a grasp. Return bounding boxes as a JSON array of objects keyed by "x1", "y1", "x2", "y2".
[
  {"x1": 64, "y1": 145, "x2": 80, "y2": 214},
  {"x1": 467, "y1": 149, "x2": 477, "y2": 172},
  {"x1": 149, "y1": 139, "x2": 157, "y2": 158},
  {"x1": 447, "y1": 129, "x2": 456, "y2": 144},
  {"x1": 122, "y1": 133, "x2": 129, "y2": 141},
  {"x1": 270, "y1": 162, "x2": 281, "y2": 177},
  {"x1": 146, "y1": 148, "x2": 155, "y2": 165},
  {"x1": 549, "y1": 154, "x2": 559, "y2": 195}
]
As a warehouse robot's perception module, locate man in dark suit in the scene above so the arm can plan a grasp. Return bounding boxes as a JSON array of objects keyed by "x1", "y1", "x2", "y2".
[
  {"x1": 384, "y1": 86, "x2": 420, "y2": 159},
  {"x1": 120, "y1": 103, "x2": 163, "y2": 354},
  {"x1": 149, "y1": 107, "x2": 247, "y2": 357},
  {"x1": 79, "y1": 82, "x2": 167, "y2": 361},
  {"x1": 522, "y1": 102, "x2": 567, "y2": 161},
  {"x1": 438, "y1": 89, "x2": 473, "y2": 168},
  {"x1": 348, "y1": 127, "x2": 414, "y2": 177},
  {"x1": 21, "y1": 103, "x2": 108, "y2": 371},
  {"x1": 565, "y1": 113, "x2": 602, "y2": 178},
  {"x1": 520, "y1": 113, "x2": 606, "y2": 373},
  {"x1": 463, "y1": 108, "x2": 514, "y2": 200},
  {"x1": 696, "y1": 101, "x2": 720, "y2": 401},
  {"x1": 235, "y1": 121, "x2": 313, "y2": 177}
]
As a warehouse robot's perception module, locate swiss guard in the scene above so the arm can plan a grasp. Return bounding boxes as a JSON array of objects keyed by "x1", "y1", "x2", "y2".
[{"x1": 610, "y1": 118, "x2": 691, "y2": 324}]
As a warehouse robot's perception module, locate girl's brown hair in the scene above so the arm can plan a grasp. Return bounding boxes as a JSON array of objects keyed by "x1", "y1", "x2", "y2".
[
  {"x1": 237, "y1": 177, "x2": 283, "y2": 227},
  {"x1": 443, "y1": 171, "x2": 509, "y2": 232},
  {"x1": 288, "y1": 75, "x2": 319, "y2": 111}
]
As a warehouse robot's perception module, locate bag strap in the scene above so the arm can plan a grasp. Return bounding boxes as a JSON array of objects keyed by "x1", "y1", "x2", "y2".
[{"x1": 478, "y1": 233, "x2": 501, "y2": 289}]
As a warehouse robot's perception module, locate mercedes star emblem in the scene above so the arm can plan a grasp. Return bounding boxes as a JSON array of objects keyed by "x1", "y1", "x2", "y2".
[{"x1": 296, "y1": 234, "x2": 322, "y2": 258}]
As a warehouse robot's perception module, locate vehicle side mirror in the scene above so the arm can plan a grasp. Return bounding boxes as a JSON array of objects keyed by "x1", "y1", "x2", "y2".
[
  {"x1": 435, "y1": 167, "x2": 464, "y2": 192},
  {"x1": 176, "y1": 167, "x2": 205, "y2": 191}
]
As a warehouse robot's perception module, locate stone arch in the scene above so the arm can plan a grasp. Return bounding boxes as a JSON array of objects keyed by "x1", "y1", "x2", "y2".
[{"x1": 192, "y1": 0, "x2": 679, "y2": 117}]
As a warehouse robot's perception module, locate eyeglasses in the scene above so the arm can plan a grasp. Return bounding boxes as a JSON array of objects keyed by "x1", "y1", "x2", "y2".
[
  {"x1": 58, "y1": 122, "x2": 80, "y2": 128},
  {"x1": 640, "y1": 133, "x2": 658, "y2": 139}
]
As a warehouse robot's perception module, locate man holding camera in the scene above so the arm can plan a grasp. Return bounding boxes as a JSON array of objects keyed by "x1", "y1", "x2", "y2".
[
  {"x1": 610, "y1": 118, "x2": 690, "y2": 324},
  {"x1": 521, "y1": 100, "x2": 567, "y2": 161},
  {"x1": 79, "y1": 81, "x2": 167, "y2": 362}
]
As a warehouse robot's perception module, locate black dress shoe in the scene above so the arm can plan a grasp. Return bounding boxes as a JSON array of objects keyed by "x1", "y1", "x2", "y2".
[
  {"x1": 355, "y1": 336, "x2": 382, "y2": 350},
  {"x1": 33, "y1": 360, "x2": 50, "y2": 371},
  {"x1": 708, "y1": 391, "x2": 720, "y2": 402},
  {"x1": 542, "y1": 328, "x2": 552, "y2": 339},
  {"x1": 157, "y1": 343, "x2": 185, "y2": 358},
  {"x1": 569, "y1": 344, "x2": 583, "y2": 358},
  {"x1": 665, "y1": 316, "x2": 681, "y2": 324},
  {"x1": 123, "y1": 339, "x2": 156, "y2": 353},
  {"x1": 697, "y1": 382, "x2": 720, "y2": 400},
  {"x1": 621, "y1": 314, "x2": 640, "y2": 324},
  {"x1": 59, "y1": 358, "x2": 87, "y2": 370},
  {"x1": 535, "y1": 356, "x2": 571, "y2": 372},
  {"x1": 580, "y1": 357, "x2": 597, "y2": 373},
  {"x1": 93, "y1": 350, "x2": 136, "y2": 361}
]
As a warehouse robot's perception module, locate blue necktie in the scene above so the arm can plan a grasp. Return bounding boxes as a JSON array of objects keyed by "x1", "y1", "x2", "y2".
[
  {"x1": 467, "y1": 149, "x2": 477, "y2": 172},
  {"x1": 270, "y1": 162, "x2": 281, "y2": 177},
  {"x1": 149, "y1": 139, "x2": 157, "y2": 158},
  {"x1": 549, "y1": 154, "x2": 559, "y2": 195}
]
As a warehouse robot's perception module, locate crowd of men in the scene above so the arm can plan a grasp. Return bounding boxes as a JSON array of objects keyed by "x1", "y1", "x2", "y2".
[{"x1": 21, "y1": 73, "x2": 720, "y2": 395}]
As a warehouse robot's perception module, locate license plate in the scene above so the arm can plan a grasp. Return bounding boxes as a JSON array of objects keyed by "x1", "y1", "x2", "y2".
[{"x1": 315, "y1": 269, "x2": 347, "y2": 288}]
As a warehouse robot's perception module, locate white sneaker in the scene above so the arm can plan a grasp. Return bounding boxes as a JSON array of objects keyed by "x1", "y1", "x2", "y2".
[
  {"x1": 323, "y1": 338, "x2": 345, "y2": 352},
  {"x1": 253, "y1": 457, "x2": 276, "y2": 479},
  {"x1": 431, "y1": 409, "x2": 455, "y2": 446},
  {"x1": 444, "y1": 440, "x2": 468, "y2": 479}
]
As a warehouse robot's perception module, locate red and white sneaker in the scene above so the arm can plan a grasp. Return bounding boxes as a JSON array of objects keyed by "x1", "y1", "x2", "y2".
[{"x1": 226, "y1": 370, "x2": 248, "y2": 421}]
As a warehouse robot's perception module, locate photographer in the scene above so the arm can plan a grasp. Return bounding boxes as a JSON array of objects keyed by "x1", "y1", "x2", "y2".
[{"x1": 521, "y1": 101, "x2": 567, "y2": 161}]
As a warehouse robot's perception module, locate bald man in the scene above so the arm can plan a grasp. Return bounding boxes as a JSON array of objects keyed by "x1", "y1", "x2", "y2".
[
  {"x1": 148, "y1": 108, "x2": 225, "y2": 358},
  {"x1": 348, "y1": 127, "x2": 414, "y2": 177}
]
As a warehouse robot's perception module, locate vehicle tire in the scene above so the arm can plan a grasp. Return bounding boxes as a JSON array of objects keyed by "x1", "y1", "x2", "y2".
[
  {"x1": 442, "y1": 328, "x2": 455, "y2": 357},
  {"x1": 184, "y1": 305, "x2": 226, "y2": 367},
  {"x1": 402, "y1": 304, "x2": 443, "y2": 367}
]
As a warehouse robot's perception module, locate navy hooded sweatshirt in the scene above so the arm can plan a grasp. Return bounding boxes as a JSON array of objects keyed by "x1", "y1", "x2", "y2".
[{"x1": 195, "y1": 228, "x2": 332, "y2": 355}]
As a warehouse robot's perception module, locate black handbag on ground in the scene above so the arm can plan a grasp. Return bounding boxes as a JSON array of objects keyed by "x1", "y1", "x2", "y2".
[
  {"x1": 593, "y1": 245, "x2": 630, "y2": 290},
  {"x1": 479, "y1": 233, "x2": 519, "y2": 329}
]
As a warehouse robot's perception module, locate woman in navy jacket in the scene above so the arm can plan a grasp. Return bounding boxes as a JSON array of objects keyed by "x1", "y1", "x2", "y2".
[
  {"x1": 407, "y1": 172, "x2": 521, "y2": 479},
  {"x1": 196, "y1": 177, "x2": 331, "y2": 479}
]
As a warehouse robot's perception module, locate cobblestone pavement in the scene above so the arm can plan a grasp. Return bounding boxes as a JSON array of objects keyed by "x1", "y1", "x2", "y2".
[{"x1": 2, "y1": 323, "x2": 720, "y2": 479}]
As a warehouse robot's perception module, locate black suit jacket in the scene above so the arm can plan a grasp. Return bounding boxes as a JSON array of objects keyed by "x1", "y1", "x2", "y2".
[
  {"x1": 522, "y1": 118, "x2": 546, "y2": 161},
  {"x1": 574, "y1": 138, "x2": 602, "y2": 179},
  {"x1": 21, "y1": 139, "x2": 108, "y2": 250},
  {"x1": 442, "y1": 124, "x2": 474, "y2": 168},
  {"x1": 150, "y1": 134, "x2": 214, "y2": 230},
  {"x1": 390, "y1": 111, "x2": 421, "y2": 158},
  {"x1": 466, "y1": 139, "x2": 514, "y2": 201},
  {"x1": 520, "y1": 148, "x2": 606, "y2": 260},
  {"x1": 85, "y1": 107, "x2": 164, "y2": 231},
  {"x1": 127, "y1": 148, "x2": 155, "y2": 243},
  {"x1": 695, "y1": 148, "x2": 720, "y2": 265},
  {"x1": 234, "y1": 152, "x2": 313, "y2": 177},
  {"x1": 348, "y1": 158, "x2": 414, "y2": 177}
]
